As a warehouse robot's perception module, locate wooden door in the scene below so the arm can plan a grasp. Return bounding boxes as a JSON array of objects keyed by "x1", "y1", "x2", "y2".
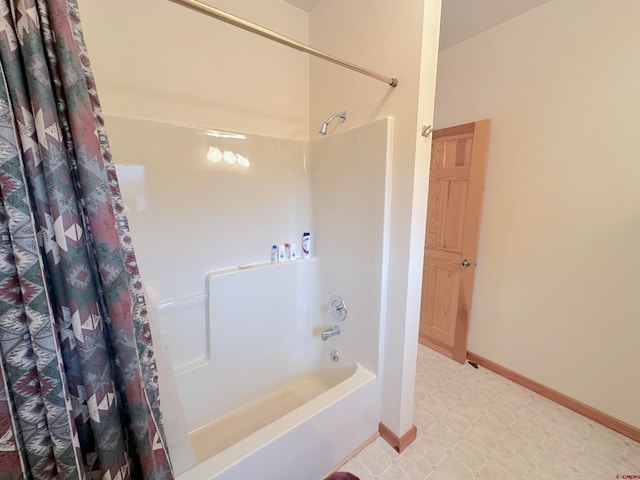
[{"x1": 419, "y1": 120, "x2": 491, "y2": 363}]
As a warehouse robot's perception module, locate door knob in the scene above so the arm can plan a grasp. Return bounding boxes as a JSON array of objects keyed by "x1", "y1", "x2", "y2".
[{"x1": 460, "y1": 259, "x2": 471, "y2": 268}]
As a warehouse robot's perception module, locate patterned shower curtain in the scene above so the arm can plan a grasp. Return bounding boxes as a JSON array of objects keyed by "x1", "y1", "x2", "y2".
[{"x1": 0, "y1": 1, "x2": 173, "y2": 479}]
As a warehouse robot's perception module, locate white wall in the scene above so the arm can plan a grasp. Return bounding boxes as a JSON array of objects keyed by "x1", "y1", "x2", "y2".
[
  {"x1": 435, "y1": 0, "x2": 640, "y2": 428},
  {"x1": 78, "y1": 0, "x2": 309, "y2": 139},
  {"x1": 309, "y1": 0, "x2": 442, "y2": 436}
]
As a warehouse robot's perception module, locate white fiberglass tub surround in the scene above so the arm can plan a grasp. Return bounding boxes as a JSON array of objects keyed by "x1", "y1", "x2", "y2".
[
  {"x1": 175, "y1": 259, "x2": 377, "y2": 479},
  {"x1": 107, "y1": 116, "x2": 391, "y2": 479}
]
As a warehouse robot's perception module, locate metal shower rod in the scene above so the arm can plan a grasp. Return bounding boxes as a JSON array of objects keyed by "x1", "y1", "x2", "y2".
[{"x1": 167, "y1": 0, "x2": 398, "y2": 88}]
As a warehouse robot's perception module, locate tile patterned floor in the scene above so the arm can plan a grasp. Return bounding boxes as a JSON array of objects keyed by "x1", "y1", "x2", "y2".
[{"x1": 340, "y1": 345, "x2": 640, "y2": 480}]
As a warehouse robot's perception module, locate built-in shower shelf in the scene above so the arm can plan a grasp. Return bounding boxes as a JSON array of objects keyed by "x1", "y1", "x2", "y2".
[
  {"x1": 155, "y1": 293, "x2": 208, "y2": 310},
  {"x1": 152, "y1": 258, "x2": 317, "y2": 310},
  {"x1": 207, "y1": 257, "x2": 318, "y2": 279}
]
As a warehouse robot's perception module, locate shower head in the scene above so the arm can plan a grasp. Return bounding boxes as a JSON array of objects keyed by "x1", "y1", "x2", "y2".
[{"x1": 319, "y1": 111, "x2": 347, "y2": 136}]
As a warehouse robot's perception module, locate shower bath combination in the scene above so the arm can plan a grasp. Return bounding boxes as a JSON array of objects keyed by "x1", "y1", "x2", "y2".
[
  {"x1": 319, "y1": 111, "x2": 347, "y2": 135},
  {"x1": 119, "y1": 114, "x2": 393, "y2": 480}
]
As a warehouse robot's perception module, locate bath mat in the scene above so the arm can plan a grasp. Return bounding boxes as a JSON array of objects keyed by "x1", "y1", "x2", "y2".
[{"x1": 324, "y1": 473, "x2": 360, "y2": 480}]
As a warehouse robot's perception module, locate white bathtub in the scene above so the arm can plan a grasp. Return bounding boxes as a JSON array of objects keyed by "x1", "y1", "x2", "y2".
[
  {"x1": 188, "y1": 364, "x2": 357, "y2": 461},
  {"x1": 159, "y1": 259, "x2": 378, "y2": 479},
  {"x1": 178, "y1": 362, "x2": 376, "y2": 480}
]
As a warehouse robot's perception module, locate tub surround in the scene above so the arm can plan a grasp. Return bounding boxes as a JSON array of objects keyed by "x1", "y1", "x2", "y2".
[
  {"x1": 308, "y1": 117, "x2": 392, "y2": 376},
  {"x1": 177, "y1": 258, "x2": 324, "y2": 431},
  {"x1": 110, "y1": 116, "x2": 392, "y2": 478},
  {"x1": 104, "y1": 114, "x2": 311, "y2": 305}
]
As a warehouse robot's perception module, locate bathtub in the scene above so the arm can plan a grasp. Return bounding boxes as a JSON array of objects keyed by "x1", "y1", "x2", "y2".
[
  {"x1": 188, "y1": 364, "x2": 358, "y2": 461},
  {"x1": 158, "y1": 259, "x2": 378, "y2": 479},
  {"x1": 178, "y1": 362, "x2": 376, "y2": 480}
]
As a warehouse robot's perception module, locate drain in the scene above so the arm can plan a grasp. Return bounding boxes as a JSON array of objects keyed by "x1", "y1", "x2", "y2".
[{"x1": 330, "y1": 349, "x2": 340, "y2": 362}]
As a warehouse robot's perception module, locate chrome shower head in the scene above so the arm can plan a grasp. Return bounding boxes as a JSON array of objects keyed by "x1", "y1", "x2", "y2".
[{"x1": 319, "y1": 111, "x2": 347, "y2": 136}]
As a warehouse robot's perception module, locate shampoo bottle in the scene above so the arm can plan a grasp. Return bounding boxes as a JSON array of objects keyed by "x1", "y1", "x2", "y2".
[{"x1": 302, "y1": 232, "x2": 311, "y2": 259}]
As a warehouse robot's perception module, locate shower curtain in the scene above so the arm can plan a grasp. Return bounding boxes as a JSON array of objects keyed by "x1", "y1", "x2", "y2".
[{"x1": 0, "y1": 1, "x2": 172, "y2": 479}]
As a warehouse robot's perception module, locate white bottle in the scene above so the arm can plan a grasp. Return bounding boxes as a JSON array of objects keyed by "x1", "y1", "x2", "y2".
[
  {"x1": 278, "y1": 244, "x2": 286, "y2": 262},
  {"x1": 271, "y1": 245, "x2": 278, "y2": 263},
  {"x1": 290, "y1": 243, "x2": 298, "y2": 261},
  {"x1": 302, "y1": 232, "x2": 311, "y2": 259},
  {"x1": 284, "y1": 243, "x2": 291, "y2": 261}
]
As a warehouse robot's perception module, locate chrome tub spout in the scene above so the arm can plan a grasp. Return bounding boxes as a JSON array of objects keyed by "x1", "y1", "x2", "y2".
[{"x1": 321, "y1": 325, "x2": 340, "y2": 341}]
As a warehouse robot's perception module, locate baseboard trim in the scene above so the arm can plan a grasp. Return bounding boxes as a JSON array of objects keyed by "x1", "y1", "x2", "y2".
[
  {"x1": 378, "y1": 422, "x2": 417, "y2": 453},
  {"x1": 323, "y1": 432, "x2": 379, "y2": 478},
  {"x1": 466, "y1": 351, "x2": 640, "y2": 443}
]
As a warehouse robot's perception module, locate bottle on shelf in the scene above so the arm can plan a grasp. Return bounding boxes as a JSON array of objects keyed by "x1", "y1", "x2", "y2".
[{"x1": 302, "y1": 232, "x2": 311, "y2": 259}]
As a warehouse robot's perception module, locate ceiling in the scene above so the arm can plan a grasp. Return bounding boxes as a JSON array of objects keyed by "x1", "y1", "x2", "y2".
[
  {"x1": 283, "y1": 0, "x2": 319, "y2": 11},
  {"x1": 283, "y1": 0, "x2": 550, "y2": 51},
  {"x1": 438, "y1": 0, "x2": 550, "y2": 50}
]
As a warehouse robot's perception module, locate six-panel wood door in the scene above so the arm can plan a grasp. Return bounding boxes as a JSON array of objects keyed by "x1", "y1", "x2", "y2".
[{"x1": 419, "y1": 120, "x2": 491, "y2": 363}]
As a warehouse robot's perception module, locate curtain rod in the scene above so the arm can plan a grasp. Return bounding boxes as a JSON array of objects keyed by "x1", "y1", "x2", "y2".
[{"x1": 167, "y1": 0, "x2": 398, "y2": 88}]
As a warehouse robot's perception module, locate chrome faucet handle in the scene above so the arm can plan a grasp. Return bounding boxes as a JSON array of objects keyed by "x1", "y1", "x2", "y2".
[{"x1": 329, "y1": 295, "x2": 347, "y2": 321}]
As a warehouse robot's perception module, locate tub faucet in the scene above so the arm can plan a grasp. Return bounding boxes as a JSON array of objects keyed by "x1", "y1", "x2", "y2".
[{"x1": 321, "y1": 325, "x2": 340, "y2": 341}]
